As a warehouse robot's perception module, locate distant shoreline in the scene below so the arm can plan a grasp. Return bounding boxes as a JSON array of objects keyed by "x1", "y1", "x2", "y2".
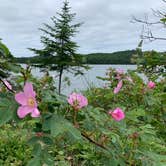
[{"x1": 15, "y1": 50, "x2": 136, "y2": 65}]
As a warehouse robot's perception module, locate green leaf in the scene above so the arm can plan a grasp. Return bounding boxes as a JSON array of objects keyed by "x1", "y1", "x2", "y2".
[
  {"x1": 28, "y1": 136, "x2": 41, "y2": 145},
  {"x1": 0, "y1": 41, "x2": 11, "y2": 57},
  {"x1": 126, "y1": 108, "x2": 145, "y2": 122},
  {"x1": 50, "y1": 114, "x2": 82, "y2": 140},
  {"x1": 0, "y1": 96, "x2": 17, "y2": 126},
  {"x1": 27, "y1": 157, "x2": 41, "y2": 166},
  {"x1": 160, "y1": 18, "x2": 166, "y2": 23},
  {"x1": 41, "y1": 136, "x2": 54, "y2": 145},
  {"x1": 42, "y1": 149, "x2": 54, "y2": 166},
  {"x1": 32, "y1": 143, "x2": 42, "y2": 157}
]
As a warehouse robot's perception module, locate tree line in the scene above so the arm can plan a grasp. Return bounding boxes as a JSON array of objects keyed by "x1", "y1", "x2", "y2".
[{"x1": 15, "y1": 50, "x2": 136, "y2": 65}]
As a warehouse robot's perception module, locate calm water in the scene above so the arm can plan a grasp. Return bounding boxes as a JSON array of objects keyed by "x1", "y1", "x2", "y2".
[{"x1": 30, "y1": 65, "x2": 137, "y2": 95}]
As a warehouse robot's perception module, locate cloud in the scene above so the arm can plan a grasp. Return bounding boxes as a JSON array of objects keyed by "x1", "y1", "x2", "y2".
[{"x1": 0, "y1": 0, "x2": 165, "y2": 57}]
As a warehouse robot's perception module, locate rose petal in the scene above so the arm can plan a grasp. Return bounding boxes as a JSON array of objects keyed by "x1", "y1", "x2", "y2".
[
  {"x1": 117, "y1": 80, "x2": 123, "y2": 88},
  {"x1": 15, "y1": 92, "x2": 27, "y2": 105},
  {"x1": 24, "y1": 82, "x2": 36, "y2": 97},
  {"x1": 111, "y1": 108, "x2": 125, "y2": 121},
  {"x1": 116, "y1": 69, "x2": 124, "y2": 74},
  {"x1": 113, "y1": 80, "x2": 123, "y2": 94},
  {"x1": 31, "y1": 108, "x2": 40, "y2": 117},
  {"x1": 113, "y1": 87, "x2": 120, "y2": 94},
  {"x1": 147, "y1": 81, "x2": 155, "y2": 89},
  {"x1": 17, "y1": 106, "x2": 32, "y2": 118},
  {"x1": 68, "y1": 93, "x2": 88, "y2": 109},
  {"x1": 3, "y1": 80, "x2": 12, "y2": 90}
]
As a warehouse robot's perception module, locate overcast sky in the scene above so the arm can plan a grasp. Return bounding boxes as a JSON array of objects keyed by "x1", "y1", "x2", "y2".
[{"x1": 0, "y1": 0, "x2": 165, "y2": 57}]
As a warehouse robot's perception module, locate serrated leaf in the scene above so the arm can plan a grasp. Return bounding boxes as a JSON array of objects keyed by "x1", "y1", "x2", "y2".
[
  {"x1": 0, "y1": 96, "x2": 17, "y2": 126},
  {"x1": 126, "y1": 108, "x2": 145, "y2": 122},
  {"x1": 32, "y1": 143, "x2": 42, "y2": 157},
  {"x1": 42, "y1": 149, "x2": 55, "y2": 166},
  {"x1": 27, "y1": 157, "x2": 41, "y2": 166},
  {"x1": 51, "y1": 114, "x2": 82, "y2": 140}
]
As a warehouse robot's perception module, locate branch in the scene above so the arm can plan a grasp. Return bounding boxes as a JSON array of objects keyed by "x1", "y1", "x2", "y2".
[
  {"x1": 152, "y1": 9, "x2": 166, "y2": 18},
  {"x1": 81, "y1": 132, "x2": 108, "y2": 150},
  {"x1": 131, "y1": 16, "x2": 161, "y2": 25},
  {"x1": 140, "y1": 27, "x2": 166, "y2": 41},
  {"x1": 141, "y1": 35, "x2": 166, "y2": 41}
]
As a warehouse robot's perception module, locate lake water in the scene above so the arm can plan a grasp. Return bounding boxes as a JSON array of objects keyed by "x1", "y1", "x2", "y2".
[{"x1": 30, "y1": 65, "x2": 137, "y2": 95}]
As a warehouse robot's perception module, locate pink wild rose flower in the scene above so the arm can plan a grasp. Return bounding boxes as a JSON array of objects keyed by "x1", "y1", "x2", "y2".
[
  {"x1": 68, "y1": 92, "x2": 88, "y2": 110},
  {"x1": 113, "y1": 80, "x2": 123, "y2": 94},
  {"x1": 109, "y1": 108, "x2": 125, "y2": 121},
  {"x1": 3, "y1": 80, "x2": 12, "y2": 90},
  {"x1": 116, "y1": 69, "x2": 124, "y2": 75},
  {"x1": 147, "y1": 81, "x2": 155, "y2": 89},
  {"x1": 15, "y1": 82, "x2": 40, "y2": 118},
  {"x1": 115, "y1": 69, "x2": 124, "y2": 80}
]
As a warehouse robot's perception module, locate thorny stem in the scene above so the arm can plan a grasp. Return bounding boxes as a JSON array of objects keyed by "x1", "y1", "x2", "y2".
[
  {"x1": 20, "y1": 71, "x2": 27, "y2": 85},
  {"x1": 73, "y1": 109, "x2": 78, "y2": 127},
  {"x1": 81, "y1": 132, "x2": 108, "y2": 150}
]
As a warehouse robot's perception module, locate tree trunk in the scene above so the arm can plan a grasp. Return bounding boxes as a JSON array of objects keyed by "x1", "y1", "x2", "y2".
[{"x1": 58, "y1": 67, "x2": 63, "y2": 95}]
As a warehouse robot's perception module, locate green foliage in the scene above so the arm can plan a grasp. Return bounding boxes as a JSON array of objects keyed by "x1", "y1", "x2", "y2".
[
  {"x1": 85, "y1": 50, "x2": 136, "y2": 64},
  {"x1": 0, "y1": 74, "x2": 165, "y2": 165},
  {"x1": 0, "y1": 40, "x2": 11, "y2": 58},
  {"x1": 0, "y1": 93, "x2": 18, "y2": 125},
  {"x1": 131, "y1": 41, "x2": 166, "y2": 80},
  {"x1": 0, "y1": 42, "x2": 165, "y2": 165},
  {"x1": 29, "y1": 1, "x2": 88, "y2": 94},
  {"x1": 0, "y1": 40, "x2": 20, "y2": 78},
  {"x1": 16, "y1": 50, "x2": 136, "y2": 65},
  {"x1": 0, "y1": 125, "x2": 32, "y2": 165},
  {"x1": 85, "y1": 68, "x2": 166, "y2": 165},
  {"x1": 43, "y1": 114, "x2": 82, "y2": 140},
  {"x1": 161, "y1": 17, "x2": 166, "y2": 23},
  {"x1": 0, "y1": 39, "x2": 20, "y2": 78}
]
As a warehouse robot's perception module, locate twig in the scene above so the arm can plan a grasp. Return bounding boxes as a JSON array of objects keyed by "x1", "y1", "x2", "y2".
[{"x1": 81, "y1": 132, "x2": 108, "y2": 150}]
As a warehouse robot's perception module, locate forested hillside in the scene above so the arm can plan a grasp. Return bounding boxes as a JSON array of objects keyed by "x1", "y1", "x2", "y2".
[
  {"x1": 85, "y1": 50, "x2": 136, "y2": 64},
  {"x1": 15, "y1": 50, "x2": 136, "y2": 64}
]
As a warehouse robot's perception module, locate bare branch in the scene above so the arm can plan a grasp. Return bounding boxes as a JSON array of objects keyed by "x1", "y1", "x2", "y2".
[
  {"x1": 132, "y1": 2, "x2": 166, "y2": 42},
  {"x1": 132, "y1": 16, "x2": 161, "y2": 25},
  {"x1": 141, "y1": 35, "x2": 166, "y2": 41}
]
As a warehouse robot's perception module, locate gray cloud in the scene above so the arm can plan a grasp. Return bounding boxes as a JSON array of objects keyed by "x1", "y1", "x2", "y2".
[{"x1": 0, "y1": 0, "x2": 165, "y2": 57}]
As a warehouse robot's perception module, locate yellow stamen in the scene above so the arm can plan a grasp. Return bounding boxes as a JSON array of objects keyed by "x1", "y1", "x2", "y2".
[{"x1": 28, "y1": 98, "x2": 35, "y2": 107}]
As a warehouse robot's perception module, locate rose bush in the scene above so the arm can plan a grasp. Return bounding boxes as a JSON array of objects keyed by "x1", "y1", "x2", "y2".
[{"x1": 0, "y1": 64, "x2": 165, "y2": 165}]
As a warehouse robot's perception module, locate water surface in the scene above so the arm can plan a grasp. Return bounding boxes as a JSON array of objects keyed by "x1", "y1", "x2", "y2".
[{"x1": 30, "y1": 64, "x2": 137, "y2": 95}]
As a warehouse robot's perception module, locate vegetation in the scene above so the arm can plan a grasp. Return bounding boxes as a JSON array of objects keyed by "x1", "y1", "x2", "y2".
[
  {"x1": 0, "y1": 1, "x2": 165, "y2": 165},
  {"x1": 0, "y1": 39, "x2": 165, "y2": 165},
  {"x1": 29, "y1": 1, "x2": 88, "y2": 94},
  {"x1": 131, "y1": 40, "x2": 166, "y2": 79},
  {"x1": 0, "y1": 39, "x2": 20, "y2": 78},
  {"x1": 85, "y1": 50, "x2": 136, "y2": 64},
  {"x1": 15, "y1": 50, "x2": 136, "y2": 64}
]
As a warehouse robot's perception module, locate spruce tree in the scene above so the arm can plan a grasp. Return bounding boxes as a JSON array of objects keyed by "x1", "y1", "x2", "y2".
[{"x1": 30, "y1": 0, "x2": 87, "y2": 94}]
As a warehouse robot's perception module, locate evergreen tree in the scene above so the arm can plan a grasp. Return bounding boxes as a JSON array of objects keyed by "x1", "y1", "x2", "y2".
[{"x1": 30, "y1": 0, "x2": 88, "y2": 94}]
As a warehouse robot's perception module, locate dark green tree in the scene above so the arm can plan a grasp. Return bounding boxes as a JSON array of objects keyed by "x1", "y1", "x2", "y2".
[
  {"x1": 30, "y1": 0, "x2": 88, "y2": 94},
  {"x1": 0, "y1": 39, "x2": 20, "y2": 78}
]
